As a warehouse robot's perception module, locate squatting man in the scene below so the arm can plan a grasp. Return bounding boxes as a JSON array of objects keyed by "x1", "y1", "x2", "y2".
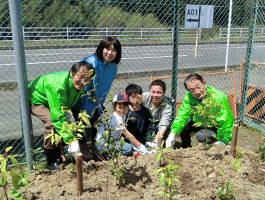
[{"x1": 166, "y1": 73, "x2": 234, "y2": 148}]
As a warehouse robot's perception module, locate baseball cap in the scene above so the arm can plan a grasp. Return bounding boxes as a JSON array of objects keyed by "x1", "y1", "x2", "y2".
[{"x1": 113, "y1": 92, "x2": 129, "y2": 103}]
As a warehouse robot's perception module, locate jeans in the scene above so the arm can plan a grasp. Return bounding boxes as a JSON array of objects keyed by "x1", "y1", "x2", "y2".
[{"x1": 96, "y1": 139, "x2": 133, "y2": 158}]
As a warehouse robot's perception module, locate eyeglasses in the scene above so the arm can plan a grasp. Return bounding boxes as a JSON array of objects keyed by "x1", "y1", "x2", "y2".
[
  {"x1": 76, "y1": 73, "x2": 91, "y2": 82},
  {"x1": 188, "y1": 84, "x2": 202, "y2": 94}
]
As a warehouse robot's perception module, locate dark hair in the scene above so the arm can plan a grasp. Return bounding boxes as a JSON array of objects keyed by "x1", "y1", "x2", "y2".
[
  {"x1": 184, "y1": 73, "x2": 204, "y2": 90},
  {"x1": 150, "y1": 79, "x2": 166, "y2": 93},
  {"x1": 70, "y1": 61, "x2": 95, "y2": 77},
  {"x1": 95, "y1": 37, "x2": 122, "y2": 64},
  {"x1": 125, "y1": 84, "x2": 143, "y2": 96},
  {"x1": 113, "y1": 101, "x2": 130, "y2": 109}
]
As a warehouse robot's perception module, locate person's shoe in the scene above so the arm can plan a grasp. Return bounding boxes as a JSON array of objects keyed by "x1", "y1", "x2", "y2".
[
  {"x1": 47, "y1": 159, "x2": 59, "y2": 170},
  {"x1": 79, "y1": 142, "x2": 95, "y2": 162},
  {"x1": 44, "y1": 148, "x2": 61, "y2": 170}
]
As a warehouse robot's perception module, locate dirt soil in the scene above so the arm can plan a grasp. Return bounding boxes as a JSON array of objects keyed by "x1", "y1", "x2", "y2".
[{"x1": 19, "y1": 125, "x2": 265, "y2": 200}]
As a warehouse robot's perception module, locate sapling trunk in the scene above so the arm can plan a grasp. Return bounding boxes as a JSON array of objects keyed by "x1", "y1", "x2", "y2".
[
  {"x1": 156, "y1": 136, "x2": 163, "y2": 168},
  {"x1": 60, "y1": 147, "x2": 66, "y2": 164},
  {"x1": 229, "y1": 123, "x2": 238, "y2": 158},
  {"x1": 76, "y1": 153, "x2": 83, "y2": 196}
]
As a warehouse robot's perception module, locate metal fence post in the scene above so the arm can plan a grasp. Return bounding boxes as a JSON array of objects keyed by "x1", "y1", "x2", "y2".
[
  {"x1": 8, "y1": 0, "x2": 34, "y2": 170},
  {"x1": 171, "y1": 0, "x2": 180, "y2": 119},
  {"x1": 238, "y1": 0, "x2": 259, "y2": 122}
]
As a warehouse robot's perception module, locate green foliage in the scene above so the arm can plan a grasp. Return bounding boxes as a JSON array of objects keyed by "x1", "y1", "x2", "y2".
[
  {"x1": 153, "y1": 141, "x2": 182, "y2": 199},
  {"x1": 235, "y1": 147, "x2": 245, "y2": 160},
  {"x1": 96, "y1": 6, "x2": 129, "y2": 27},
  {"x1": 153, "y1": 161, "x2": 182, "y2": 199},
  {"x1": 190, "y1": 90, "x2": 223, "y2": 147},
  {"x1": 216, "y1": 171, "x2": 237, "y2": 200},
  {"x1": 255, "y1": 139, "x2": 265, "y2": 162},
  {"x1": 0, "y1": 147, "x2": 30, "y2": 200},
  {"x1": 45, "y1": 108, "x2": 89, "y2": 147},
  {"x1": 216, "y1": 148, "x2": 243, "y2": 199}
]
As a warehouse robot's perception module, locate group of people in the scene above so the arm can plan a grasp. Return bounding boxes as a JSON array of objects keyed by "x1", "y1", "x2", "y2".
[{"x1": 28, "y1": 37, "x2": 234, "y2": 170}]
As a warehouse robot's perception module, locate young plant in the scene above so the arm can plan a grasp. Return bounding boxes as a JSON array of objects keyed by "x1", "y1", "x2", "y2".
[
  {"x1": 190, "y1": 90, "x2": 223, "y2": 149},
  {"x1": 255, "y1": 138, "x2": 265, "y2": 162},
  {"x1": 153, "y1": 141, "x2": 182, "y2": 199},
  {"x1": 93, "y1": 93, "x2": 132, "y2": 185},
  {"x1": 147, "y1": 103, "x2": 167, "y2": 142},
  {"x1": 0, "y1": 147, "x2": 30, "y2": 200},
  {"x1": 217, "y1": 148, "x2": 243, "y2": 199},
  {"x1": 216, "y1": 171, "x2": 237, "y2": 200}
]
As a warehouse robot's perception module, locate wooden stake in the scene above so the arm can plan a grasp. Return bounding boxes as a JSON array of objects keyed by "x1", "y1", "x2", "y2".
[
  {"x1": 156, "y1": 136, "x2": 163, "y2": 169},
  {"x1": 229, "y1": 124, "x2": 239, "y2": 158},
  {"x1": 76, "y1": 153, "x2": 83, "y2": 196}
]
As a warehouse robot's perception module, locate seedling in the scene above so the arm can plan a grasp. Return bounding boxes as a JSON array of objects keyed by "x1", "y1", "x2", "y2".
[
  {"x1": 153, "y1": 160, "x2": 182, "y2": 199},
  {"x1": 0, "y1": 147, "x2": 30, "y2": 200},
  {"x1": 216, "y1": 171, "x2": 237, "y2": 200},
  {"x1": 190, "y1": 90, "x2": 222, "y2": 149},
  {"x1": 255, "y1": 138, "x2": 265, "y2": 162},
  {"x1": 152, "y1": 141, "x2": 182, "y2": 199}
]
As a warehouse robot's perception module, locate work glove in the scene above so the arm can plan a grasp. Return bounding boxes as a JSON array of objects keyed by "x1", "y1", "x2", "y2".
[
  {"x1": 67, "y1": 141, "x2": 80, "y2": 156},
  {"x1": 136, "y1": 144, "x2": 150, "y2": 154},
  {"x1": 166, "y1": 133, "x2": 176, "y2": 148},
  {"x1": 145, "y1": 141, "x2": 157, "y2": 148},
  {"x1": 213, "y1": 141, "x2": 226, "y2": 146}
]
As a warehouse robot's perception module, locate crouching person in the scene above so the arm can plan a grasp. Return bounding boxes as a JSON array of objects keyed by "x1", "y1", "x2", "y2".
[
  {"x1": 95, "y1": 92, "x2": 152, "y2": 160},
  {"x1": 166, "y1": 73, "x2": 234, "y2": 149},
  {"x1": 28, "y1": 61, "x2": 94, "y2": 169}
]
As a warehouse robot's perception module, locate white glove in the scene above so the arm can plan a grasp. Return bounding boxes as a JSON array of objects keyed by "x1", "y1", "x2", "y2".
[
  {"x1": 68, "y1": 141, "x2": 80, "y2": 156},
  {"x1": 145, "y1": 141, "x2": 157, "y2": 148},
  {"x1": 214, "y1": 141, "x2": 226, "y2": 146},
  {"x1": 136, "y1": 144, "x2": 150, "y2": 154},
  {"x1": 150, "y1": 141, "x2": 157, "y2": 148},
  {"x1": 166, "y1": 133, "x2": 176, "y2": 148}
]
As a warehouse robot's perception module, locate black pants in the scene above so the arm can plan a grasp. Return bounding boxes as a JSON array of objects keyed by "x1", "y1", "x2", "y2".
[
  {"x1": 180, "y1": 119, "x2": 217, "y2": 148},
  {"x1": 71, "y1": 108, "x2": 100, "y2": 143}
]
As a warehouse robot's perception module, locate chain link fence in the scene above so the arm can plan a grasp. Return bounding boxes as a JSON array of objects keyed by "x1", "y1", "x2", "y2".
[{"x1": 1, "y1": 0, "x2": 265, "y2": 162}]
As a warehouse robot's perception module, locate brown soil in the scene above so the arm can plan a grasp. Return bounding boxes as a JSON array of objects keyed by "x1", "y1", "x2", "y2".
[{"x1": 19, "y1": 125, "x2": 265, "y2": 200}]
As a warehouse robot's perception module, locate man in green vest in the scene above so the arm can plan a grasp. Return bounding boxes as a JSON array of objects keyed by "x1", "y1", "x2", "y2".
[
  {"x1": 28, "y1": 61, "x2": 94, "y2": 169},
  {"x1": 166, "y1": 73, "x2": 234, "y2": 148}
]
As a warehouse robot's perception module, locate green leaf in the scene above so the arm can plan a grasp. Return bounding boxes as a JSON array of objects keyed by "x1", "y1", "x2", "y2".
[
  {"x1": 8, "y1": 188, "x2": 24, "y2": 200},
  {"x1": 166, "y1": 177, "x2": 172, "y2": 187},
  {"x1": 5, "y1": 146, "x2": 13, "y2": 153},
  {"x1": 153, "y1": 168, "x2": 162, "y2": 174},
  {"x1": 120, "y1": 137, "x2": 125, "y2": 148},
  {"x1": 172, "y1": 177, "x2": 180, "y2": 182},
  {"x1": 10, "y1": 168, "x2": 19, "y2": 189},
  {"x1": 156, "y1": 151, "x2": 163, "y2": 161},
  {"x1": 9, "y1": 155, "x2": 23, "y2": 174},
  {"x1": 1, "y1": 159, "x2": 7, "y2": 186},
  {"x1": 155, "y1": 191, "x2": 165, "y2": 195},
  {"x1": 158, "y1": 172, "x2": 165, "y2": 185}
]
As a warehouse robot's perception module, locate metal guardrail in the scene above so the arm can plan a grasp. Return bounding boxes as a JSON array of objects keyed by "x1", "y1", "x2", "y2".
[
  {"x1": 219, "y1": 27, "x2": 265, "y2": 39},
  {"x1": 2, "y1": 26, "x2": 265, "y2": 41},
  {"x1": 0, "y1": 27, "x2": 201, "y2": 41}
]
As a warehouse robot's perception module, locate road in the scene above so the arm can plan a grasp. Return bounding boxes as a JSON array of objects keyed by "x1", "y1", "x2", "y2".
[
  {"x1": 1, "y1": 43, "x2": 265, "y2": 142},
  {"x1": 1, "y1": 43, "x2": 265, "y2": 82}
]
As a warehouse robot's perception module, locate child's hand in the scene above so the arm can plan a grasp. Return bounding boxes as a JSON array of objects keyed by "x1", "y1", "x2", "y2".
[{"x1": 136, "y1": 144, "x2": 150, "y2": 154}]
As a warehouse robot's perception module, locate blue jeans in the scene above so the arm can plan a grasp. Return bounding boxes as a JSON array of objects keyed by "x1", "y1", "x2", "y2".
[{"x1": 97, "y1": 139, "x2": 133, "y2": 158}]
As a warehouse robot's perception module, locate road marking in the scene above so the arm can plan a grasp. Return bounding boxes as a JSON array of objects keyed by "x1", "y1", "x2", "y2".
[{"x1": 0, "y1": 55, "x2": 188, "y2": 65}]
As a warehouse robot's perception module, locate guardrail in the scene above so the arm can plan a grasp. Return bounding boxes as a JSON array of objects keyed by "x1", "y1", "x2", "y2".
[
  {"x1": 0, "y1": 27, "x2": 201, "y2": 41},
  {"x1": 2, "y1": 27, "x2": 265, "y2": 41},
  {"x1": 219, "y1": 27, "x2": 265, "y2": 39}
]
